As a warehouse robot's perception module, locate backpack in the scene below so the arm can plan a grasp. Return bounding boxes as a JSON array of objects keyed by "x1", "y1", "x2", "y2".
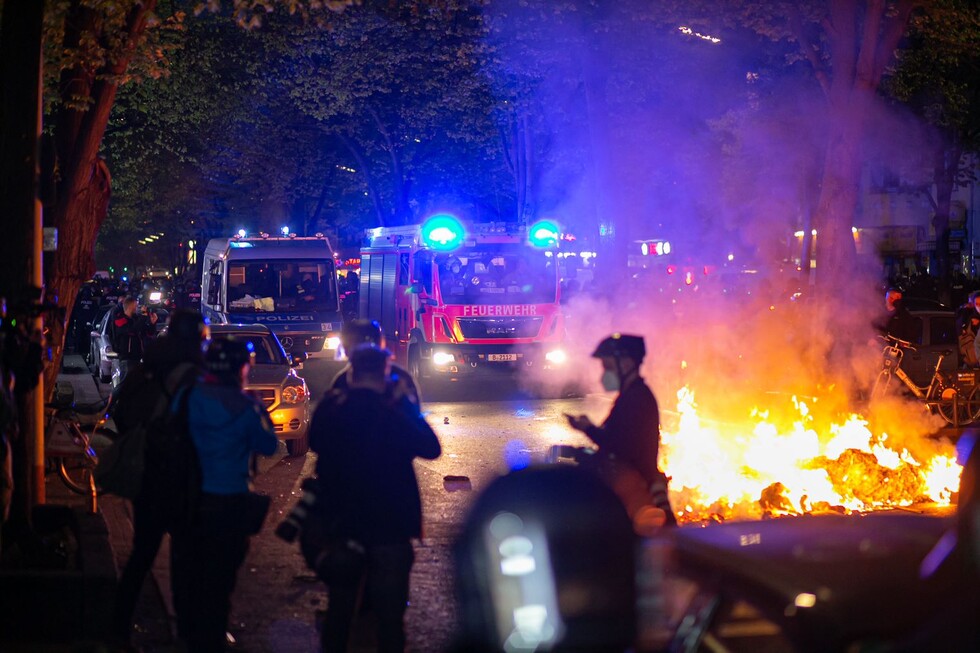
[
  {"x1": 961, "y1": 327, "x2": 980, "y2": 368},
  {"x1": 96, "y1": 363, "x2": 200, "y2": 514}
]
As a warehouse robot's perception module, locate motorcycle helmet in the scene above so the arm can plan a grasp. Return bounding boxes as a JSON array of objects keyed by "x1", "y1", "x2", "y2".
[
  {"x1": 453, "y1": 466, "x2": 636, "y2": 652},
  {"x1": 341, "y1": 319, "x2": 385, "y2": 352},
  {"x1": 591, "y1": 333, "x2": 645, "y2": 363}
]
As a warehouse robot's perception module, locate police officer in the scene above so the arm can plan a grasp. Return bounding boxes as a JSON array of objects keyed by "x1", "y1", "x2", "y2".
[
  {"x1": 330, "y1": 319, "x2": 420, "y2": 406},
  {"x1": 565, "y1": 333, "x2": 676, "y2": 527},
  {"x1": 70, "y1": 282, "x2": 98, "y2": 354}
]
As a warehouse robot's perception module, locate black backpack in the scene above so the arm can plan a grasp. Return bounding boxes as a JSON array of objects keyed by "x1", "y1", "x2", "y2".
[{"x1": 140, "y1": 365, "x2": 202, "y2": 528}]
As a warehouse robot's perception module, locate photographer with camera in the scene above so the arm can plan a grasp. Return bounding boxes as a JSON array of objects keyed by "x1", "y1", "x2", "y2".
[
  {"x1": 0, "y1": 293, "x2": 47, "y2": 560},
  {"x1": 304, "y1": 343, "x2": 440, "y2": 653},
  {"x1": 110, "y1": 296, "x2": 157, "y2": 385}
]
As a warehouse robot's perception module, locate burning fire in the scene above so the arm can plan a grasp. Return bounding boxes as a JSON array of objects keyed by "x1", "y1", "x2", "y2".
[{"x1": 661, "y1": 386, "x2": 963, "y2": 524}]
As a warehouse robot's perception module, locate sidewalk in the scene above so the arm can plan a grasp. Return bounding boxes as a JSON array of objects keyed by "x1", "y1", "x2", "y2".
[{"x1": 0, "y1": 354, "x2": 175, "y2": 652}]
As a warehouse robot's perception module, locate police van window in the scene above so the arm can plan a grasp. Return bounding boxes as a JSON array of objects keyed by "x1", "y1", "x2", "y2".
[
  {"x1": 224, "y1": 260, "x2": 337, "y2": 313},
  {"x1": 399, "y1": 253, "x2": 410, "y2": 286},
  {"x1": 207, "y1": 261, "x2": 222, "y2": 306},
  {"x1": 413, "y1": 252, "x2": 433, "y2": 294}
]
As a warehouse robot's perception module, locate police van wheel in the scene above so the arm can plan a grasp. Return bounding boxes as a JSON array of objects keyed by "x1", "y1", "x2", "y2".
[{"x1": 286, "y1": 435, "x2": 309, "y2": 457}]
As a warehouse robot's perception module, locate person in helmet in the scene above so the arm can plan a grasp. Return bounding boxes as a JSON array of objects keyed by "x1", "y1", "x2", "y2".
[
  {"x1": 330, "y1": 318, "x2": 421, "y2": 406},
  {"x1": 308, "y1": 343, "x2": 441, "y2": 653},
  {"x1": 175, "y1": 338, "x2": 277, "y2": 652},
  {"x1": 565, "y1": 333, "x2": 676, "y2": 528},
  {"x1": 110, "y1": 309, "x2": 212, "y2": 648}
]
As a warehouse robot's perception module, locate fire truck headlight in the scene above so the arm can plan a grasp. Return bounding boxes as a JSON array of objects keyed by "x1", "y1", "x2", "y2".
[
  {"x1": 433, "y1": 351, "x2": 456, "y2": 366},
  {"x1": 545, "y1": 349, "x2": 567, "y2": 365},
  {"x1": 326, "y1": 336, "x2": 341, "y2": 350}
]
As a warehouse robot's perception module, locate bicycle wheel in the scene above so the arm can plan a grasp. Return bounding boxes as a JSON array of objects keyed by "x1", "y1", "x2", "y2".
[
  {"x1": 57, "y1": 455, "x2": 96, "y2": 495},
  {"x1": 935, "y1": 385, "x2": 979, "y2": 426},
  {"x1": 945, "y1": 385, "x2": 980, "y2": 425},
  {"x1": 57, "y1": 424, "x2": 115, "y2": 495}
]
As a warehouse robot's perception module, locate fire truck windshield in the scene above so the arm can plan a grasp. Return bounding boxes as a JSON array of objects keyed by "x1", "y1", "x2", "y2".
[
  {"x1": 226, "y1": 260, "x2": 338, "y2": 313},
  {"x1": 435, "y1": 245, "x2": 557, "y2": 305}
]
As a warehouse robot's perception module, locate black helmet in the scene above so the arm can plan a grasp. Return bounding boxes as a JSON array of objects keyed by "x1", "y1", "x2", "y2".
[
  {"x1": 591, "y1": 333, "x2": 645, "y2": 362},
  {"x1": 341, "y1": 319, "x2": 384, "y2": 350},
  {"x1": 205, "y1": 339, "x2": 253, "y2": 377},
  {"x1": 167, "y1": 309, "x2": 210, "y2": 344},
  {"x1": 349, "y1": 343, "x2": 391, "y2": 376},
  {"x1": 454, "y1": 466, "x2": 636, "y2": 651}
]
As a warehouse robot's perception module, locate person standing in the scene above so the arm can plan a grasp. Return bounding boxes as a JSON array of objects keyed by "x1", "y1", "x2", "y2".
[
  {"x1": 309, "y1": 344, "x2": 441, "y2": 653},
  {"x1": 565, "y1": 333, "x2": 676, "y2": 528},
  {"x1": 955, "y1": 291, "x2": 980, "y2": 367},
  {"x1": 175, "y1": 339, "x2": 277, "y2": 653},
  {"x1": 874, "y1": 287, "x2": 919, "y2": 344},
  {"x1": 110, "y1": 296, "x2": 157, "y2": 384},
  {"x1": 109, "y1": 309, "x2": 210, "y2": 649}
]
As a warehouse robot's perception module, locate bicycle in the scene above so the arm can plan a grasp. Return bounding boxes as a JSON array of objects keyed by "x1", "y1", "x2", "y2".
[
  {"x1": 44, "y1": 391, "x2": 116, "y2": 512},
  {"x1": 871, "y1": 334, "x2": 980, "y2": 426}
]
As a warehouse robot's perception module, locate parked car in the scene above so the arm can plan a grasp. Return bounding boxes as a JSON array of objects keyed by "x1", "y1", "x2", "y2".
[
  {"x1": 208, "y1": 324, "x2": 311, "y2": 456},
  {"x1": 87, "y1": 304, "x2": 116, "y2": 382},
  {"x1": 649, "y1": 512, "x2": 958, "y2": 652}
]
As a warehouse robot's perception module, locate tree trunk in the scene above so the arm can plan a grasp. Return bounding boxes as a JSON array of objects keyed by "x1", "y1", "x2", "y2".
[
  {"x1": 43, "y1": 159, "x2": 111, "y2": 395},
  {"x1": 931, "y1": 143, "x2": 960, "y2": 282},
  {"x1": 43, "y1": 0, "x2": 155, "y2": 401},
  {"x1": 812, "y1": 111, "x2": 862, "y2": 294}
]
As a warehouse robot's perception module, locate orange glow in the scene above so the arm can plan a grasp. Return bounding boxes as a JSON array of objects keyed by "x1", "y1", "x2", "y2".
[{"x1": 661, "y1": 387, "x2": 962, "y2": 523}]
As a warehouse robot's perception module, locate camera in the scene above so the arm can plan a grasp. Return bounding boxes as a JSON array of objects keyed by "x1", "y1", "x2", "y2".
[{"x1": 275, "y1": 476, "x2": 321, "y2": 543}]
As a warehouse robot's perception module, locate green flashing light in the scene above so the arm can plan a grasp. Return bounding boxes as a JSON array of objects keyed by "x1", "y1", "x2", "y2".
[
  {"x1": 528, "y1": 220, "x2": 560, "y2": 248},
  {"x1": 422, "y1": 214, "x2": 465, "y2": 251}
]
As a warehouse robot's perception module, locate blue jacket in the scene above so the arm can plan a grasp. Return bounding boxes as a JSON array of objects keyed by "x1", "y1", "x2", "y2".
[{"x1": 187, "y1": 375, "x2": 277, "y2": 495}]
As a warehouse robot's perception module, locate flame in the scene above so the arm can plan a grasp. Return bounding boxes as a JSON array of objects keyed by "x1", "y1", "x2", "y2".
[{"x1": 661, "y1": 386, "x2": 963, "y2": 524}]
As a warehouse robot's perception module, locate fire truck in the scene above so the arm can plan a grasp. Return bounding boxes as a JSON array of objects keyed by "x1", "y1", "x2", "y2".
[{"x1": 358, "y1": 214, "x2": 568, "y2": 382}]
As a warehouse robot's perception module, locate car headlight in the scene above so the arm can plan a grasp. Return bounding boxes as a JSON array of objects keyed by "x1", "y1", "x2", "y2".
[
  {"x1": 281, "y1": 381, "x2": 308, "y2": 405},
  {"x1": 432, "y1": 351, "x2": 455, "y2": 366},
  {"x1": 326, "y1": 336, "x2": 341, "y2": 350},
  {"x1": 545, "y1": 349, "x2": 567, "y2": 365}
]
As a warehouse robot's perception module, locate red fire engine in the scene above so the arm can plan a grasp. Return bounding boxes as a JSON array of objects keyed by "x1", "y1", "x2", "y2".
[{"x1": 358, "y1": 214, "x2": 568, "y2": 382}]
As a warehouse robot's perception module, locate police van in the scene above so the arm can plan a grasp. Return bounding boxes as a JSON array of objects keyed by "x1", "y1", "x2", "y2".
[{"x1": 201, "y1": 233, "x2": 344, "y2": 358}]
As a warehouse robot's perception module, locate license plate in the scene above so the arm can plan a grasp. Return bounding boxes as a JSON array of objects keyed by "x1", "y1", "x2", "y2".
[{"x1": 488, "y1": 353, "x2": 517, "y2": 362}]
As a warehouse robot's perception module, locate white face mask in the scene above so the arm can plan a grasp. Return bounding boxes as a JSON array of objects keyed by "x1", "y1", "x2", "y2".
[{"x1": 601, "y1": 370, "x2": 620, "y2": 392}]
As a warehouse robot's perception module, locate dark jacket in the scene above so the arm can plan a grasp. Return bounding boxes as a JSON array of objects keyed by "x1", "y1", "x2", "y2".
[
  {"x1": 111, "y1": 336, "x2": 203, "y2": 436},
  {"x1": 585, "y1": 377, "x2": 662, "y2": 485},
  {"x1": 310, "y1": 387, "x2": 440, "y2": 544},
  {"x1": 329, "y1": 361, "x2": 421, "y2": 407},
  {"x1": 111, "y1": 307, "x2": 154, "y2": 361}
]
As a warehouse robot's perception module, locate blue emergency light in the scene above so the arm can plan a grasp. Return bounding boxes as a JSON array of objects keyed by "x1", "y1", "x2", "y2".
[
  {"x1": 422, "y1": 214, "x2": 465, "y2": 250},
  {"x1": 527, "y1": 220, "x2": 560, "y2": 248}
]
